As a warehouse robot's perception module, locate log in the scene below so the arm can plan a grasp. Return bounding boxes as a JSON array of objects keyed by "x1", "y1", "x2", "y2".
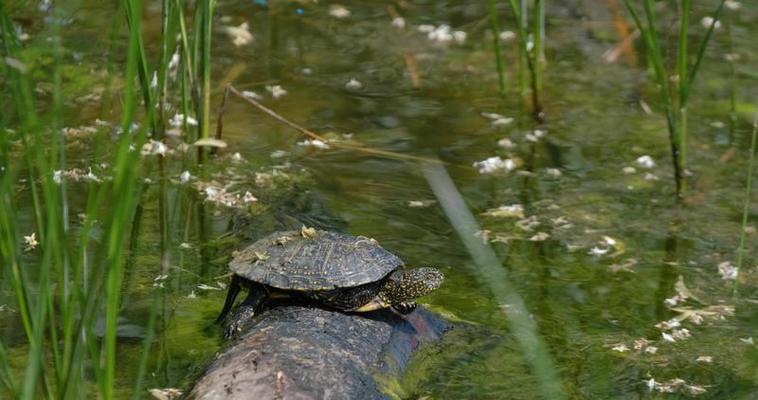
[{"x1": 186, "y1": 306, "x2": 450, "y2": 400}]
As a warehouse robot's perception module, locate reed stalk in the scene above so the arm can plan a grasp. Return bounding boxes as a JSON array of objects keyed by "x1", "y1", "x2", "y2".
[
  {"x1": 734, "y1": 104, "x2": 758, "y2": 295},
  {"x1": 488, "y1": 0, "x2": 507, "y2": 97}
]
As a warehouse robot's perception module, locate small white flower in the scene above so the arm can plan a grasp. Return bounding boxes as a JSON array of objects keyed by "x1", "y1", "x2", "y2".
[
  {"x1": 482, "y1": 204, "x2": 524, "y2": 219},
  {"x1": 407, "y1": 200, "x2": 436, "y2": 208},
  {"x1": 53, "y1": 170, "x2": 63, "y2": 184},
  {"x1": 588, "y1": 246, "x2": 609, "y2": 256},
  {"x1": 611, "y1": 344, "x2": 629, "y2": 352},
  {"x1": 242, "y1": 191, "x2": 258, "y2": 204},
  {"x1": 622, "y1": 166, "x2": 636, "y2": 174},
  {"x1": 329, "y1": 5, "x2": 351, "y2": 18},
  {"x1": 472, "y1": 156, "x2": 516, "y2": 174},
  {"x1": 179, "y1": 242, "x2": 192, "y2": 249},
  {"x1": 391, "y1": 17, "x2": 406, "y2": 29},
  {"x1": 223, "y1": 22, "x2": 254, "y2": 47},
  {"x1": 141, "y1": 140, "x2": 168, "y2": 157},
  {"x1": 662, "y1": 332, "x2": 675, "y2": 342},
  {"x1": 231, "y1": 152, "x2": 244, "y2": 162},
  {"x1": 635, "y1": 155, "x2": 656, "y2": 169},
  {"x1": 700, "y1": 16, "x2": 721, "y2": 29},
  {"x1": 717, "y1": 261, "x2": 738, "y2": 280},
  {"x1": 452, "y1": 30, "x2": 466, "y2": 44},
  {"x1": 297, "y1": 139, "x2": 330, "y2": 149},
  {"x1": 179, "y1": 171, "x2": 191, "y2": 184},
  {"x1": 725, "y1": 1, "x2": 741, "y2": 10},
  {"x1": 24, "y1": 232, "x2": 38, "y2": 251},
  {"x1": 497, "y1": 138, "x2": 514, "y2": 149},
  {"x1": 491, "y1": 117, "x2": 513, "y2": 126},
  {"x1": 266, "y1": 85, "x2": 288, "y2": 99},
  {"x1": 345, "y1": 78, "x2": 363, "y2": 90},
  {"x1": 242, "y1": 91, "x2": 262, "y2": 100},
  {"x1": 417, "y1": 24, "x2": 435, "y2": 33},
  {"x1": 499, "y1": 31, "x2": 516, "y2": 42}
]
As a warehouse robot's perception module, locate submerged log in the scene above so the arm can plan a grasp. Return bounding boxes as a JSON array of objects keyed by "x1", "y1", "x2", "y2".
[{"x1": 186, "y1": 306, "x2": 450, "y2": 400}]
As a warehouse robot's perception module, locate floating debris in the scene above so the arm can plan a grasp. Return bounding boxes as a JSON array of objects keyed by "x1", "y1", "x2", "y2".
[
  {"x1": 407, "y1": 200, "x2": 436, "y2": 208},
  {"x1": 587, "y1": 236, "x2": 619, "y2": 257},
  {"x1": 23, "y1": 232, "x2": 38, "y2": 251},
  {"x1": 635, "y1": 155, "x2": 656, "y2": 169},
  {"x1": 52, "y1": 168, "x2": 103, "y2": 184},
  {"x1": 197, "y1": 283, "x2": 224, "y2": 291},
  {"x1": 525, "y1": 129, "x2": 547, "y2": 142},
  {"x1": 646, "y1": 378, "x2": 706, "y2": 396},
  {"x1": 422, "y1": 24, "x2": 466, "y2": 44},
  {"x1": 328, "y1": 4, "x2": 351, "y2": 18},
  {"x1": 391, "y1": 17, "x2": 405, "y2": 29},
  {"x1": 231, "y1": 152, "x2": 244, "y2": 162},
  {"x1": 622, "y1": 166, "x2": 636, "y2": 174},
  {"x1": 149, "y1": 388, "x2": 183, "y2": 400},
  {"x1": 529, "y1": 232, "x2": 550, "y2": 241},
  {"x1": 345, "y1": 78, "x2": 363, "y2": 90},
  {"x1": 695, "y1": 355, "x2": 713, "y2": 363},
  {"x1": 153, "y1": 274, "x2": 168, "y2": 288},
  {"x1": 481, "y1": 112, "x2": 513, "y2": 127},
  {"x1": 608, "y1": 258, "x2": 637, "y2": 273},
  {"x1": 516, "y1": 215, "x2": 540, "y2": 231},
  {"x1": 545, "y1": 168, "x2": 562, "y2": 177},
  {"x1": 179, "y1": 242, "x2": 192, "y2": 249},
  {"x1": 474, "y1": 230, "x2": 491, "y2": 243},
  {"x1": 717, "y1": 261, "x2": 738, "y2": 280},
  {"x1": 633, "y1": 338, "x2": 658, "y2": 354},
  {"x1": 141, "y1": 140, "x2": 168, "y2": 157},
  {"x1": 482, "y1": 204, "x2": 524, "y2": 219},
  {"x1": 473, "y1": 156, "x2": 516, "y2": 174},
  {"x1": 266, "y1": 85, "x2": 288, "y2": 99},
  {"x1": 222, "y1": 22, "x2": 253, "y2": 47},
  {"x1": 739, "y1": 337, "x2": 754, "y2": 345},
  {"x1": 193, "y1": 138, "x2": 227, "y2": 148},
  {"x1": 300, "y1": 226, "x2": 317, "y2": 238},
  {"x1": 4, "y1": 57, "x2": 28, "y2": 74},
  {"x1": 297, "y1": 139, "x2": 330, "y2": 149},
  {"x1": 169, "y1": 113, "x2": 198, "y2": 127}
]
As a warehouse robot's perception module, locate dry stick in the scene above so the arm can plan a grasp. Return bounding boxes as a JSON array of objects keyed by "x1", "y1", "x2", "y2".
[{"x1": 225, "y1": 85, "x2": 441, "y2": 164}]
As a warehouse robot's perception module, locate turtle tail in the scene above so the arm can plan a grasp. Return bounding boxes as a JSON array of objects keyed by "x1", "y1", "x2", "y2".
[{"x1": 216, "y1": 275, "x2": 243, "y2": 324}]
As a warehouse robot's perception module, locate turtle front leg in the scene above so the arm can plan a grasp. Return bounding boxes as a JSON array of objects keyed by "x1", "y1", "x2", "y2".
[
  {"x1": 392, "y1": 301, "x2": 417, "y2": 315},
  {"x1": 223, "y1": 288, "x2": 267, "y2": 339}
]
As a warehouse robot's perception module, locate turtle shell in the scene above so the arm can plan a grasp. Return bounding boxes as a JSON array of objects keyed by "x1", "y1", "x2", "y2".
[{"x1": 229, "y1": 230, "x2": 403, "y2": 290}]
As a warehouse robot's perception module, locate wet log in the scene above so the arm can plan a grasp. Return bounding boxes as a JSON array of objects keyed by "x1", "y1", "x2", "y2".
[{"x1": 186, "y1": 306, "x2": 450, "y2": 400}]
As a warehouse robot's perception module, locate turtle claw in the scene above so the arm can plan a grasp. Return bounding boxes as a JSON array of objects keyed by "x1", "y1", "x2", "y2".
[
  {"x1": 393, "y1": 302, "x2": 417, "y2": 315},
  {"x1": 223, "y1": 305, "x2": 258, "y2": 339}
]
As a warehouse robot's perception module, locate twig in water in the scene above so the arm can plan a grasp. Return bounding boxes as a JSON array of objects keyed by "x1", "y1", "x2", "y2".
[{"x1": 223, "y1": 85, "x2": 442, "y2": 164}]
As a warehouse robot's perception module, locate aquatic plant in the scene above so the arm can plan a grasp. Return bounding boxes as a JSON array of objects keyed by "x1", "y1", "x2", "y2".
[
  {"x1": 486, "y1": 1, "x2": 544, "y2": 121},
  {"x1": 734, "y1": 104, "x2": 758, "y2": 294},
  {"x1": 621, "y1": 0, "x2": 726, "y2": 199}
]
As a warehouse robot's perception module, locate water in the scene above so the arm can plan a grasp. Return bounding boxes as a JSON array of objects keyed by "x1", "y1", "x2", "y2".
[{"x1": 2, "y1": 1, "x2": 758, "y2": 398}]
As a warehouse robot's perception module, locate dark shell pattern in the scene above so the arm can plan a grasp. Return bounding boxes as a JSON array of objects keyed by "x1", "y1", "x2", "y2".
[{"x1": 229, "y1": 229, "x2": 403, "y2": 290}]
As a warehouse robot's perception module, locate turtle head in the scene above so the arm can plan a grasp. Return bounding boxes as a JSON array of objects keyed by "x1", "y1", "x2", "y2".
[{"x1": 354, "y1": 267, "x2": 443, "y2": 312}]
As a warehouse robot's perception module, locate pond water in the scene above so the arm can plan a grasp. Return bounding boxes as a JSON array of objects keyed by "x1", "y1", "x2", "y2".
[{"x1": 2, "y1": 0, "x2": 758, "y2": 399}]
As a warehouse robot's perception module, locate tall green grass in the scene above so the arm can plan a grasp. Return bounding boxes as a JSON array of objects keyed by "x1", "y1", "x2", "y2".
[
  {"x1": 0, "y1": 0, "x2": 215, "y2": 398},
  {"x1": 622, "y1": 0, "x2": 726, "y2": 199}
]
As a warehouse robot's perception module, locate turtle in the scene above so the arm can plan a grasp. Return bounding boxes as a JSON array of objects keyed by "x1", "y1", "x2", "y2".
[{"x1": 216, "y1": 228, "x2": 444, "y2": 338}]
